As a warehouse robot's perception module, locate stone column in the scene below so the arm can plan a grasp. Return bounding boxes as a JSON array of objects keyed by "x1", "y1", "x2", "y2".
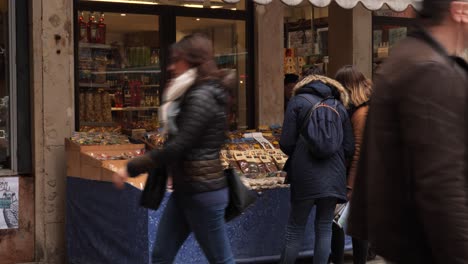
[
  {"x1": 32, "y1": 0, "x2": 74, "y2": 263},
  {"x1": 328, "y1": 2, "x2": 372, "y2": 78},
  {"x1": 255, "y1": 1, "x2": 284, "y2": 127},
  {"x1": 352, "y1": 4, "x2": 372, "y2": 78}
]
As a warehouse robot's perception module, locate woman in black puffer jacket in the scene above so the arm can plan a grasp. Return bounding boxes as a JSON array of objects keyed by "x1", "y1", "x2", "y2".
[{"x1": 113, "y1": 34, "x2": 234, "y2": 264}]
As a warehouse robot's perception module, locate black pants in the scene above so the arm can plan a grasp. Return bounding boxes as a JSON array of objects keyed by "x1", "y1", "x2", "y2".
[{"x1": 330, "y1": 223, "x2": 368, "y2": 264}]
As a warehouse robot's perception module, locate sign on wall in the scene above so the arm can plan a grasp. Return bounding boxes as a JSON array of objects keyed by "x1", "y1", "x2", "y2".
[{"x1": 0, "y1": 177, "x2": 18, "y2": 229}]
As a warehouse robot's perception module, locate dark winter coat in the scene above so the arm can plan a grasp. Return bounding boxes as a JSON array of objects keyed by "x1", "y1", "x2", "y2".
[
  {"x1": 280, "y1": 75, "x2": 354, "y2": 203},
  {"x1": 347, "y1": 28, "x2": 468, "y2": 264},
  {"x1": 127, "y1": 80, "x2": 228, "y2": 193}
]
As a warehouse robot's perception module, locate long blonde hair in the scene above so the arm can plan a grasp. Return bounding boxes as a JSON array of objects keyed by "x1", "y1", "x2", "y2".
[{"x1": 335, "y1": 65, "x2": 372, "y2": 107}]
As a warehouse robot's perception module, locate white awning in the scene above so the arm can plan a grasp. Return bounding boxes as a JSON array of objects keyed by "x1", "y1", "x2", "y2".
[{"x1": 222, "y1": 0, "x2": 422, "y2": 12}]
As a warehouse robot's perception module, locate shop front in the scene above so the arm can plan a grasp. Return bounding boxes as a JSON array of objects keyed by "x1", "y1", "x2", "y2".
[
  {"x1": 0, "y1": 0, "x2": 424, "y2": 263},
  {"x1": 64, "y1": 1, "x2": 423, "y2": 264}
]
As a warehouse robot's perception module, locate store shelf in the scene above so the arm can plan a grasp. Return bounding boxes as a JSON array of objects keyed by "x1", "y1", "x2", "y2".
[
  {"x1": 79, "y1": 43, "x2": 113, "y2": 50},
  {"x1": 81, "y1": 122, "x2": 116, "y2": 127},
  {"x1": 79, "y1": 82, "x2": 111, "y2": 88},
  {"x1": 101, "y1": 66, "x2": 161, "y2": 74},
  {"x1": 140, "y1": 84, "x2": 160, "y2": 88},
  {"x1": 111, "y1": 106, "x2": 159, "y2": 112}
]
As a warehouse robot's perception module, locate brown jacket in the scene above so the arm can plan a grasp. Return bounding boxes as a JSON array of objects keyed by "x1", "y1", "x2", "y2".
[
  {"x1": 347, "y1": 105, "x2": 368, "y2": 191},
  {"x1": 348, "y1": 29, "x2": 468, "y2": 264}
]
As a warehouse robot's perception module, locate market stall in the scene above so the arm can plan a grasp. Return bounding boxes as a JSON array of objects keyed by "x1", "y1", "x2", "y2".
[{"x1": 66, "y1": 130, "x2": 351, "y2": 264}]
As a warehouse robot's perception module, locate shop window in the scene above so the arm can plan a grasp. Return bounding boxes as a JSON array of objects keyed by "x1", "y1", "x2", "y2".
[
  {"x1": 77, "y1": 12, "x2": 160, "y2": 131},
  {"x1": 284, "y1": 4, "x2": 329, "y2": 76},
  {"x1": 176, "y1": 17, "x2": 247, "y2": 129},
  {"x1": 75, "y1": 0, "x2": 253, "y2": 131},
  {"x1": 0, "y1": 0, "x2": 31, "y2": 174},
  {"x1": 81, "y1": 0, "x2": 245, "y2": 10},
  {"x1": 372, "y1": 5, "x2": 417, "y2": 75}
]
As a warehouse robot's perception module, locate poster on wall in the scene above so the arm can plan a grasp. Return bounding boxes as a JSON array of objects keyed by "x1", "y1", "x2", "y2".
[{"x1": 0, "y1": 177, "x2": 18, "y2": 229}]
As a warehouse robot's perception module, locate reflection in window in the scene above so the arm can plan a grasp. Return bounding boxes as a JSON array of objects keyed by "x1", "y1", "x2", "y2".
[
  {"x1": 176, "y1": 17, "x2": 247, "y2": 129},
  {"x1": 0, "y1": 0, "x2": 9, "y2": 169}
]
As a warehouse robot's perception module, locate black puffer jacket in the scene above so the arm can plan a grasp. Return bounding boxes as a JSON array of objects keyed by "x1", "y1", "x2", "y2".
[{"x1": 127, "y1": 80, "x2": 228, "y2": 193}]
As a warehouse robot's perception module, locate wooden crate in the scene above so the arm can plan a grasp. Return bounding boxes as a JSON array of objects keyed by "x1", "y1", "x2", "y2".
[
  {"x1": 80, "y1": 151, "x2": 129, "y2": 181},
  {"x1": 65, "y1": 138, "x2": 144, "y2": 177}
]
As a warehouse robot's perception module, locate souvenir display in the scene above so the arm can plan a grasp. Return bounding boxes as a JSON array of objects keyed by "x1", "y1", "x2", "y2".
[{"x1": 70, "y1": 131, "x2": 130, "y2": 145}]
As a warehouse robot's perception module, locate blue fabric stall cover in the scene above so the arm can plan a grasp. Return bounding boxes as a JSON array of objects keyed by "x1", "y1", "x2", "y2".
[{"x1": 67, "y1": 177, "x2": 351, "y2": 264}]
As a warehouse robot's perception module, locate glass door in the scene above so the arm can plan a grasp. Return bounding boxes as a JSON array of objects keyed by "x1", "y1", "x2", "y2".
[
  {"x1": 77, "y1": 11, "x2": 161, "y2": 132},
  {"x1": 176, "y1": 17, "x2": 247, "y2": 130}
]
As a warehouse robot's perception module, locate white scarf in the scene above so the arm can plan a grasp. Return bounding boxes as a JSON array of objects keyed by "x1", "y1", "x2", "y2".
[{"x1": 159, "y1": 68, "x2": 197, "y2": 136}]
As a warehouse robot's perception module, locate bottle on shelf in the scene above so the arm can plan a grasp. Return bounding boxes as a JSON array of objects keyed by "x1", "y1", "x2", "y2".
[
  {"x1": 114, "y1": 88, "x2": 123, "y2": 108},
  {"x1": 96, "y1": 12, "x2": 106, "y2": 44},
  {"x1": 123, "y1": 77, "x2": 132, "y2": 107},
  {"x1": 155, "y1": 90, "x2": 160, "y2": 107},
  {"x1": 79, "y1": 12, "x2": 88, "y2": 43},
  {"x1": 87, "y1": 12, "x2": 98, "y2": 43}
]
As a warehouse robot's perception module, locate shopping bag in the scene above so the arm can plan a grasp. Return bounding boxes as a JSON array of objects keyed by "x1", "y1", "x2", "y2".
[
  {"x1": 333, "y1": 202, "x2": 350, "y2": 231},
  {"x1": 224, "y1": 168, "x2": 257, "y2": 222}
]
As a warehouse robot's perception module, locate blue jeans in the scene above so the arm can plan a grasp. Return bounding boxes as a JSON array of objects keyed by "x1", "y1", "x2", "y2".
[
  {"x1": 279, "y1": 198, "x2": 337, "y2": 264},
  {"x1": 152, "y1": 191, "x2": 235, "y2": 264}
]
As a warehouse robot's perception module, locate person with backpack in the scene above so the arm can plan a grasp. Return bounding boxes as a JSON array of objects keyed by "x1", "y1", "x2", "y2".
[
  {"x1": 279, "y1": 72, "x2": 354, "y2": 264},
  {"x1": 330, "y1": 65, "x2": 372, "y2": 264}
]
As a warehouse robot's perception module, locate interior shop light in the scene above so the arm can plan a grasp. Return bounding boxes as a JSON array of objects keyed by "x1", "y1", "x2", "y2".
[
  {"x1": 183, "y1": 4, "x2": 204, "y2": 8},
  {"x1": 87, "y1": 0, "x2": 159, "y2": 4},
  {"x1": 210, "y1": 6, "x2": 223, "y2": 8}
]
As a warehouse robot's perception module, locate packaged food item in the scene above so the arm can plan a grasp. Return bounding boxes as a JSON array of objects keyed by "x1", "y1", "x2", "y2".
[
  {"x1": 260, "y1": 155, "x2": 278, "y2": 173},
  {"x1": 234, "y1": 151, "x2": 250, "y2": 174},
  {"x1": 101, "y1": 91, "x2": 112, "y2": 122},
  {"x1": 245, "y1": 154, "x2": 260, "y2": 175},
  {"x1": 70, "y1": 131, "x2": 130, "y2": 145},
  {"x1": 94, "y1": 91, "x2": 103, "y2": 122},
  {"x1": 79, "y1": 91, "x2": 86, "y2": 122},
  {"x1": 85, "y1": 90, "x2": 94, "y2": 122}
]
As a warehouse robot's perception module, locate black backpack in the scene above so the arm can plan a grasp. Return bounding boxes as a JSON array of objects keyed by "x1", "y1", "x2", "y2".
[{"x1": 298, "y1": 94, "x2": 344, "y2": 159}]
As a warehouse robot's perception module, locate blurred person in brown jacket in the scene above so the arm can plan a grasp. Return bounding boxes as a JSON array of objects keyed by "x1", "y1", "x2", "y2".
[
  {"x1": 347, "y1": 0, "x2": 468, "y2": 263},
  {"x1": 331, "y1": 66, "x2": 372, "y2": 264}
]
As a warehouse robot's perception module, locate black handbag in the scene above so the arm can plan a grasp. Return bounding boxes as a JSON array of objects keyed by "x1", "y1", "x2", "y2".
[
  {"x1": 139, "y1": 166, "x2": 167, "y2": 210},
  {"x1": 224, "y1": 168, "x2": 257, "y2": 222}
]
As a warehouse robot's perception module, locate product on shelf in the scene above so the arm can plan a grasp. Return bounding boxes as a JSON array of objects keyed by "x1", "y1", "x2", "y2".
[
  {"x1": 87, "y1": 12, "x2": 98, "y2": 43},
  {"x1": 70, "y1": 131, "x2": 130, "y2": 145},
  {"x1": 101, "y1": 91, "x2": 113, "y2": 122},
  {"x1": 85, "y1": 90, "x2": 95, "y2": 122},
  {"x1": 94, "y1": 91, "x2": 103, "y2": 122},
  {"x1": 79, "y1": 92, "x2": 86, "y2": 122},
  {"x1": 79, "y1": 12, "x2": 88, "y2": 43},
  {"x1": 79, "y1": 126, "x2": 122, "y2": 133},
  {"x1": 88, "y1": 149, "x2": 144, "y2": 161},
  {"x1": 96, "y1": 12, "x2": 106, "y2": 44}
]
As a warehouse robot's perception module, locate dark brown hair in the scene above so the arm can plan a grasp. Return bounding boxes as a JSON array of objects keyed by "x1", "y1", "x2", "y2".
[
  {"x1": 170, "y1": 33, "x2": 222, "y2": 83},
  {"x1": 419, "y1": 0, "x2": 453, "y2": 26},
  {"x1": 335, "y1": 65, "x2": 372, "y2": 106}
]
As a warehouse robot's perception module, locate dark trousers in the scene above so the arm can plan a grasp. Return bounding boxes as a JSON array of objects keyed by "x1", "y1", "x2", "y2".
[{"x1": 330, "y1": 223, "x2": 368, "y2": 264}]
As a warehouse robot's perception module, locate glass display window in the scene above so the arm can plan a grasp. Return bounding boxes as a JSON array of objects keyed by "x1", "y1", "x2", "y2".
[
  {"x1": 77, "y1": 12, "x2": 161, "y2": 132},
  {"x1": 176, "y1": 17, "x2": 247, "y2": 129}
]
